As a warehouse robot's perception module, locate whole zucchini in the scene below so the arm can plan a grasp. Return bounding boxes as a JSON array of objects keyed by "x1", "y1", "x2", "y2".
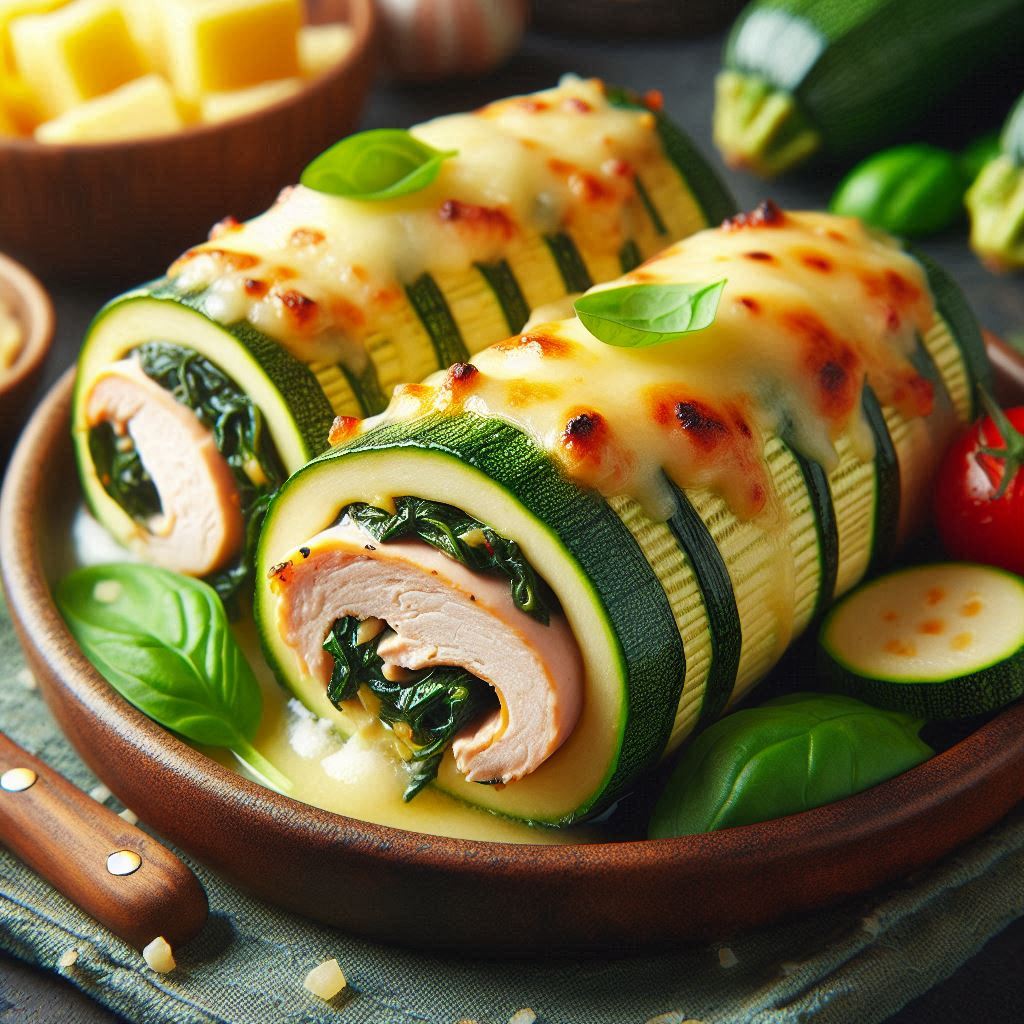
[
  {"x1": 715, "y1": 0, "x2": 1024, "y2": 177},
  {"x1": 967, "y1": 91, "x2": 1024, "y2": 269}
]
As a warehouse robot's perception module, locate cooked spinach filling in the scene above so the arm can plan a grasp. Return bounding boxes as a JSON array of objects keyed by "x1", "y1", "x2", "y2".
[
  {"x1": 342, "y1": 496, "x2": 552, "y2": 624},
  {"x1": 323, "y1": 616, "x2": 498, "y2": 801},
  {"x1": 87, "y1": 342, "x2": 286, "y2": 608}
]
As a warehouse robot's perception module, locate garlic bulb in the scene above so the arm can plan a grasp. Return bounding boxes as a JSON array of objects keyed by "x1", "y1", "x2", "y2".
[{"x1": 375, "y1": 0, "x2": 527, "y2": 81}]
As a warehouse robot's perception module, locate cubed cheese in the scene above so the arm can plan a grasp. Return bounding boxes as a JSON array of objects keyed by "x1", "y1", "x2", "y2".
[
  {"x1": 10, "y1": 0, "x2": 145, "y2": 117},
  {"x1": 199, "y1": 75, "x2": 302, "y2": 124},
  {"x1": 34, "y1": 73, "x2": 182, "y2": 142},
  {"x1": 118, "y1": 0, "x2": 164, "y2": 70},
  {"x1": 157, "y1": 0, "x2": 301, "y2": 103},
  {"x1": 0, "y1": 1, "x2": 66, "y2": 72},
  {"x1": 0, "y1": 71, "x2": 40, "y2": 130},
  {"x1": 298, "y1": 22, "x2": 354, "y2": 79}
]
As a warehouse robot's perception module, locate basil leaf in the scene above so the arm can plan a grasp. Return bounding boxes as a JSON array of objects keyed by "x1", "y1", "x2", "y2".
[
  {"x1": 301, "y1": 128, "x2": 457, "y2": 201},
  {"x1": 648, "y1": 693, "x2": 932, "y2": 838},
  {"x1": 56, "y1": 564, "x2": 290, "y2": 792},
  {"x1": 574, "y1": 280, "x2": 726, "y2": 348}
]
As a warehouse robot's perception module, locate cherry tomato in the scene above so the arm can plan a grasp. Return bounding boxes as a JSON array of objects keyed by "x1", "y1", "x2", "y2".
[{"x1": 933, "y1": 393, "x2": 1024, "y2": 575}]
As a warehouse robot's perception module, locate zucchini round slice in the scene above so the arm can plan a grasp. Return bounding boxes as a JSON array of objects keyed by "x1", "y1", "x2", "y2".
[{"x1": 819, "y1": 563, "x2": 1024, "y2": 719}]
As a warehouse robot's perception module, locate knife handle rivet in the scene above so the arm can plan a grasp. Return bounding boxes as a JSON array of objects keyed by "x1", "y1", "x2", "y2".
[
  {"x1": 1, "y1": 767, "x2": 38, "y2": 792},
  {"x1": 106, "y1": 850, "x2": 142, "y2": 876}
]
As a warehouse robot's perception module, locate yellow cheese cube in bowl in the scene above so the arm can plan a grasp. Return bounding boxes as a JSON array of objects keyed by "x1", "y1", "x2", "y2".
[
  {"x1": 199, "y1": 76, "x2": 303, "y2": 124},
  {"x1": 0, "y1": 0, "x2": 66, "y2": 70},
  {"x1": 298, "y1": 22, "x2": 355, "y2": 78},
  {"x1": 0, "y1": 72, "x2": 42, "y2": 131},
  {"x1": 158, "y1": 0, "x2": 302, "y2": 103},
  {"x1": 34, "y1": 73, "x2": 182, "y2": 143},
  {"x1": 9, "y1": 0, "x2": 145, "y2": 117},
  {"x1": 118, "y1": 0, "x2": 165, "y2": 71}
]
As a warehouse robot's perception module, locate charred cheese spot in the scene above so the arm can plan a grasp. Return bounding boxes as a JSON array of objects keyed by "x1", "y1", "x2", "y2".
[
  {"x1": 495, "y1": 332, "x2": 574, "y2": 358},
  {"x1": 274, "y1": 288, "x2": 320, "y2": 330},
  {"x1": 888, "y1": 368, "x2": 934, "y2": 418},
  {"x1": 744, "y1": 250, "x2": 775, "y2": 262},
  {"x1": 782, "y1": 310, "x2": 861, "y2": 421},
  {"x1": 289, "y1": 227, "x2": 326, "y2": 247},
  {"x1": 436, "y1": 362, "x2": 481, "y2": 411},
  {"x1": 799, "y1": 251, "x2": 833, "y2": 272},
  {"x1": 438, "y1": 199, "x2": 517, "y2": 241},
  {"x1": 723, "y1": 199, "x2": 785, "y2": 231},
  {"x1": 561, "y1": 410, "x2": 607, "y2": 462},
  {"x1": 328, "y1": 296, "x2": 367, "y2": 331},
  {"x1": 244, "y1": 278, "x2": 268, "y2": 298},
  {"x1": 642, "y1": 89, "x2": 664, "y2": 112},
  {"x1": 548, "y1": 158, "x2": 614, "y2": 204},
  {"x1": 328, "y1": 415, "x2": 360, "y2": 446},
  {"x1": 737, "y1": 296, "x2": 761, "y2": 313},
  {"x1": 563, "y1": 96, "x2": 592, "y2": 113},
  {"x1": 170, "y1": 247, "x2": 259, "y2": 276},
  {"x1": 209, "y1": 216, "x2": 241, "y2": 240},
  {"x1": 602, "y1": 158, "x2": 633, "y2": 178},
  {"x1": 673, "y1": 399, "x2": 729, "y2": 449}
]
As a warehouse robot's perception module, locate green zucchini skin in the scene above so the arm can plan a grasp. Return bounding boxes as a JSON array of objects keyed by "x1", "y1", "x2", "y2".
[
  {"x1": 819, "y1": 564, "x2": 1024, "y2": 720},
  {"x1": 718, "y1": 0, "x2": 1024, "y2": 174}
]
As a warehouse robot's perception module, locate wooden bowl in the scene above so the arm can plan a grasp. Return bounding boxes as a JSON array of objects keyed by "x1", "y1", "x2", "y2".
[
  {"x1": 0, "y1": 250, "x2": 54, "y2": 445},
  {"x1": 0, "y1": 0, "x2": 377, "y2": 284},
  {"x1": 2, "y1": 367, "x2": 1023, "y2": 954}
]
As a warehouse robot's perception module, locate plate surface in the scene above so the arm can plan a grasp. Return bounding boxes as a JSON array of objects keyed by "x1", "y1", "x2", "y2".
[{"x1": 2, "y1": 370, "x2": 1023, "y2": 954}]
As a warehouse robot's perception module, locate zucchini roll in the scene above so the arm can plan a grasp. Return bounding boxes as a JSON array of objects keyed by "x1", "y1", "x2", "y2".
[
  {"x1": 256, "y1": 205, "x2": 990, "y2": 825},
  {"x1": 73, "y1": 77, "x2": 735, "y2": 603}
]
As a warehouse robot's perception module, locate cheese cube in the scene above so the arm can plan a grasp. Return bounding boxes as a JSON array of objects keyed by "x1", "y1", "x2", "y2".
[
  {"x1": 34, "y1": 73, "x2": 182, "y2": 142},
  {"x1": 199, "y1": 76, "x2": 302, "y2": 124},
  {"x1": 10, "y1": 0, "x2": 146, "y2": 117},
  {"x1": 298, "y1": 23, "x2": 354, "y2": 79},
  {"x1": 158, "y1": 0, "x2": 301, "y2": 103},
  {"x1": 0, "y1": 1, "x2": 66, "y2": 72},
  {"x1": 0, "y1": 70, "x2": 40, "y2": 130},
  {"x1": 118, "y1": 0, "x2": 164, "y2": 70}
]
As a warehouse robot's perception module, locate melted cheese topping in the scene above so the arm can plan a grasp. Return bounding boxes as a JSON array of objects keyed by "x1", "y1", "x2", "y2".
[
  {"x1": 168, "y1": 76, "x2": 663, "y2": 367},
  {"x1": 0, "y1": 299, "x2": 23, "y2": 374},
  {"x1": 357, "y1": 208, "x2": 936, "y2": 521}
]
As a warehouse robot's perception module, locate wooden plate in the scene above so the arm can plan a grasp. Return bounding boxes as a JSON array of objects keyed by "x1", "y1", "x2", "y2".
[
  {"x1": 0, "y1": 0, "x2": 376, "y2": 283},
  {"x1": 2, "y1": 368, "x2": 1023, "y2": 954}
]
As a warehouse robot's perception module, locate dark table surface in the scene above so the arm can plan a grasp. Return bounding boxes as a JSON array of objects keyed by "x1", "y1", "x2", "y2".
[{"x1": 1, "y1": 22, "x2": 1022, "y2": 1024}]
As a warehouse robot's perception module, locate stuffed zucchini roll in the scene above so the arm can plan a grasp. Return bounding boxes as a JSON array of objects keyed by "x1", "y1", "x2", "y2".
[
  {"x1": 73, "y1": 77, "x2": 735, "y2": 603},
  {"x1": 255, "y1": 205, "x2": 989, "y2": 824}
]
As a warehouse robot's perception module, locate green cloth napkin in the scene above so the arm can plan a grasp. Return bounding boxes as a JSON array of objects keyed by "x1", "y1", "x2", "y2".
[{"x1": 1, "y1": 595, "x2": 1022, "y2": 1024}]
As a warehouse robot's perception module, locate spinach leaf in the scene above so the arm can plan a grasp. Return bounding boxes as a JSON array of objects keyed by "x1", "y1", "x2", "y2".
[
  {"x1": 88, "y1": 421, "x2": 162, "y2": 524},
  {"x1": 344, "y1": 496, "x2": 551, "y2": 624},
  {"x1": 324, "y1": 616, "x2": 496, "y2": 801},
  {"x1": 56, "y1": 564, "x2": 290, "y2": 793},
  {"x1": 574, "y1": 280, "x2": 725, "y2": 348},
  {"x1": 301, "y1": 129, "x2": 457, "y2": 201},
  {"x1": 648, "y1": 693, "x2": 932, "y2": 838}
]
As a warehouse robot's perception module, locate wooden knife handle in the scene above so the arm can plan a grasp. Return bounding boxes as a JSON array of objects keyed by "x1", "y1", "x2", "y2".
[{"x1": 0, "y1": 731, "x2": 207, "y2": 951}]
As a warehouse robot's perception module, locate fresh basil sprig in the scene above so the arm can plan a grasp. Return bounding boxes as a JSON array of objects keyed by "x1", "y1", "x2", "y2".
[
  {"x1": 648, "y1": 693, "x2": 932, "y2": 838},
  {"x1": 574, "y1": 279, "x2": 726, "y2": 348},
  {"x1": 301, "y1": 128, "x2": 457, "y2": 201},
  {"x1": 56, "y1": 564, "x2": 290, "y2": 794}
]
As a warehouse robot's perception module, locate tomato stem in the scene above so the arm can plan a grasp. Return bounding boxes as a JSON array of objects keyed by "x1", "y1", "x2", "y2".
[{"x1": 975, "y1": 387, "x2": 1024, "y2": 501}]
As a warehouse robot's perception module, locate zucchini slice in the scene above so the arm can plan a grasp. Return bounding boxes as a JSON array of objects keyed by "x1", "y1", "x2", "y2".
[{"x1": 819, "y1": 564, "x2": 1024, "y2": 719}]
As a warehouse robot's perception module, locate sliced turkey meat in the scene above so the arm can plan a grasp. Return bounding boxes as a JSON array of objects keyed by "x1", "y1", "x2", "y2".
[
  {"x1": 270, "y1": 519, "x2": 584, "y2": 784},
  {"x1": 85, "y1": 358, "x2": 244, "y2": 576}
]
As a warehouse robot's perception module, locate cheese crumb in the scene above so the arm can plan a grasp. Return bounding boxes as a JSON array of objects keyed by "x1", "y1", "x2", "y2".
[
  {"x1": 89, "y1": 784, "x2": 111, "y2": 803},
  {"x1": 93, "y1": 580, "x2": 123, "y2": 604},
  {"x1": 509, "y1": 1011, "x2": 537, "y2": 1024},
  {"x1": 118, "y1": 808, "x2": 139, "y2": 825},
  {"x1": 287, "y1": 699, "x2": 342, "y2": 760},
  {"x1": 718, "y1": 946, "x2": 738, "y2": 968},
  {"x1": 142, "y1": 936, "x2": 176, "y2": 973},
  {"x1": 303, "y1": 958, "x2": 347, "y2": 1000},
  {"x1": 58, "y1": 949, "x2": 78, "y2": 969}
]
